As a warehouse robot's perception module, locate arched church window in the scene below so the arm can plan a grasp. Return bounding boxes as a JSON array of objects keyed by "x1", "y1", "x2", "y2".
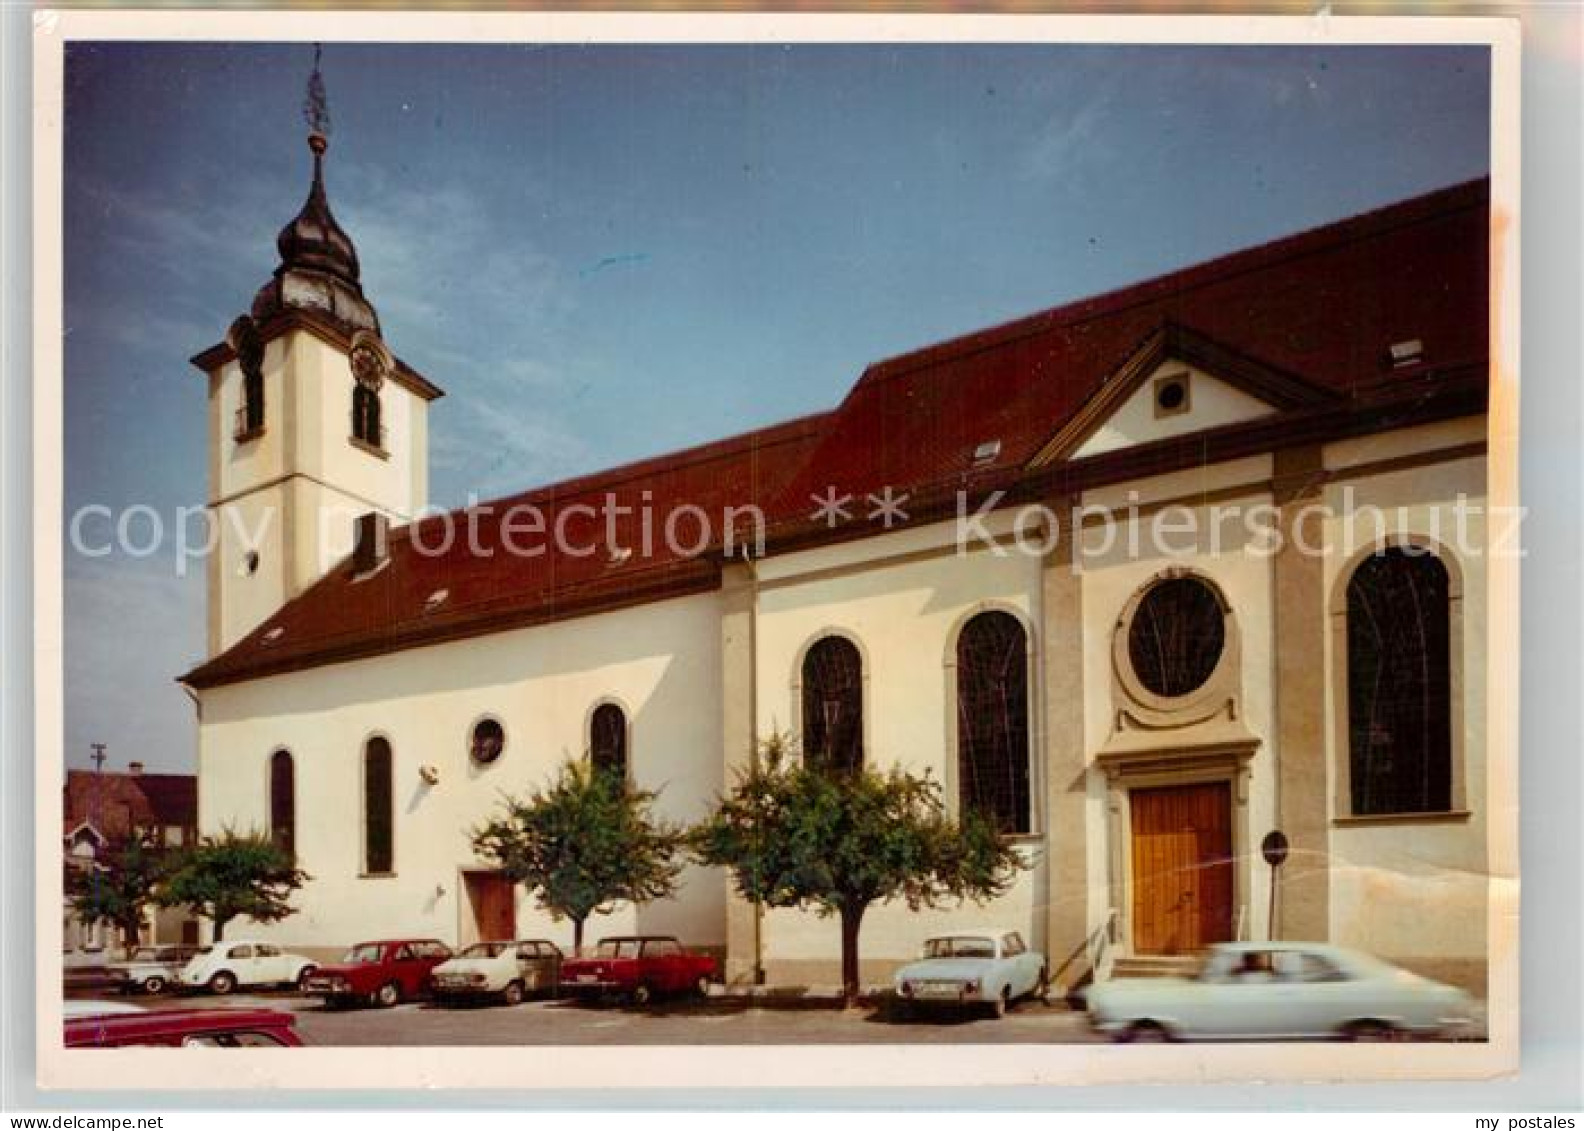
[
  {"x1": 1127, "y1": 576, "x2": 1226, "y2": 698},
  {"x1": 801, "y1": 636, "x2": 863, "y2": 775},
  {"x1": 1346, "y1": 548, "x2": 1452, "y2": 815},
  {"x1": 363, "y1": 737, "x2": 394, "y2": 874},
  {"x1": 352, "y1": 383, "x2": 383, "y2": 449},
  {"x1": 590, "y1": 703, "x2": 628, "y2": 782},
  {"x1": 956, "y1": 611, "x2": 1032, "y2": 835},
  {"x1": 268, "y1": 749, "x2": 295, "y2": 860}
]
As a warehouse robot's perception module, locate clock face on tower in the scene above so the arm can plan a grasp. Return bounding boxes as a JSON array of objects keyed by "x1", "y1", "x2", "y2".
[{"x1": 349, "y1": 330, "x2": 391, "y2": 392}]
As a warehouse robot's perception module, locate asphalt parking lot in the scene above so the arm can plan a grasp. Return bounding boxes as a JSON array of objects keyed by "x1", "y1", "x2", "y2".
[
  {"x1": 66, "y1": 984, "x2": 1488, "y2": 1046},
  {"x1": 72, "y1": 985, "x2": 1103, "y2": 1045}
]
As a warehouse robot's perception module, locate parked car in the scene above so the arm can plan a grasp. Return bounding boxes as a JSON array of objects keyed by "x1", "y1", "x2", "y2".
[
  {"x1": 65, "y1": 1006, "x2": 304, "y2": 1047},
  {"x1": 107, "y1": 945, "x2": 202, "y2": 995},
  {"x1": 1085, "y1": 941, "x2": 1476, "y2": 1042},
  {"x1": 177, "y1": 940, "x2": 318, "y2": 996},
  {"x1": 558, "y1": 936, "x2": 717, "y2": 1005},
  {"x1": 304, "y1": 938, "x2": 453, "y2": 1008},
  {"x1": 892, "y1": 928, "x2": 1048, "y2": 1018},
  {"x1": 430, "y1": 939, "x2": 563, "y2": 1006},
  {"x1": 63, "y1": 1000, "x2": 147, "y2": 1019}
]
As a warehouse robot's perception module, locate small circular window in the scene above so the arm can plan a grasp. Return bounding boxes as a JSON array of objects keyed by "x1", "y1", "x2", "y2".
[
  {"x1": 469, "y1": 718, "x2": 505, "y2": 765},
  {"x1": 1127, "y1": 576, "x2": 1225, "y2": 698},
  {"x1": 1154, "y1": 374, "x2": 1190, "y2": 416}
]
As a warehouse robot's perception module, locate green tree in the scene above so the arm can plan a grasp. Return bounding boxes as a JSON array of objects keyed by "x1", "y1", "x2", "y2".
[
  {"x1": 472, "y1": 758, "x2": 685, "y2": 949},
  {"x1": 68, "y1": 833, "x2": 170, "y2": 951},
  {"x1": 158, "y1": 829, "x2": 309, "y2": 941},
  {"x1": 692, "y1": 735, "x2": 1026, "y2": 1006}
]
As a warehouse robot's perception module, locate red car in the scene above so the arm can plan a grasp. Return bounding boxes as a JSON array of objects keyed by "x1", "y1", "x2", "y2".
[
  {"x1": 303, "y1": 938, "x2": 453, "y2": 1008},
  {"x1": 558, "y1": 936, "x2": 717, "y2": 1005},
  {"x1": 65, "y1": 1006, "x2": 303, "y2": 1047}
]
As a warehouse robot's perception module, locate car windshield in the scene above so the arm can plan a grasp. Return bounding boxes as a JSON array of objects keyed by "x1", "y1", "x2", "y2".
[
  {"x1": 462, "y1": 943, "x2": 507, "y2": 958},
  {"x1": 129, "y1": 948, "x2": 160, "y2": 961},
  {"x1": 923, "y1": 937, "x2": 995, "y2": 959},
  {"x1": 593, "y1": 940, "x2": 641, "y2": 959},
  {"x1": 342, "y1": 944, "x2": 386, "y2": 964}
]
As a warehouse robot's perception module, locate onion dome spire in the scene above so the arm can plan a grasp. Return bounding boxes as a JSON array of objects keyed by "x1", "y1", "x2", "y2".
[{"x1": 251, "y1": 45, "x2": 380, "y2": 334}]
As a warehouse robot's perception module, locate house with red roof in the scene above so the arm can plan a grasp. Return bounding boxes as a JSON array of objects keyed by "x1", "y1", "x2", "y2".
[
  {"x1": 63, "y1": 762, "x2": 200, "y2": 963},
  {"x1": 179, "y1": 118, "x2": 1493, "y2": 995}
]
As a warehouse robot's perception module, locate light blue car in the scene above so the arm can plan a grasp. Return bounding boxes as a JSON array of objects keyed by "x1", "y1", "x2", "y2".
[{"x1": 893, "y1": 928, "x2": 1048, "y2": 1018}]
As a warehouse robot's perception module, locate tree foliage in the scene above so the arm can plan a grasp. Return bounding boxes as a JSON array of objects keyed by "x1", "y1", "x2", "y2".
[
  {"x1": 692, "y1": 734, "x2": 1026, "y2": 1004},
  {"x1": 68, "y1": 833, "x2": 170, "y2": 950},
  {"x1": 472, "y1": 758, "x2": 685, "y2": 949},
  {"x1": 157, "y1": 828, "x2": 309, "y2": 941}
]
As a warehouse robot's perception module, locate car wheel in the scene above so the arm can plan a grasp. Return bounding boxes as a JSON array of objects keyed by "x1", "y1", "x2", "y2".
[
  {"x1": 502, "y1": 980, "x2": 525, "y2": 1007},
  {"x1": 991, "y1": 987, "x2": 1010, "y2": 1018},
  {"x1": 142, "y1": 976, "x2": 167, "y2": 995},
  {"x1": 296, "y1": 965, "x2": 317, "y2": 992},
  {"x1": 1343, "y1": 1019, "x2": 1399, "y2": 1042},
  {"x1": 374, "y1": 981, "x2": 401, "y2": 1009},
  {"x1": 693, "y1": 975, "x2": 711, "y2": 1000},
  {"x1": 630, "y1": 983, "x2": 653, "y2": 1007},
  {"x1": 208, "y1": 971, "x2": 236, "y2": 996},
  {"x1": 1124, "y1": 1020, "x2": 1171, "y2": 1043}
]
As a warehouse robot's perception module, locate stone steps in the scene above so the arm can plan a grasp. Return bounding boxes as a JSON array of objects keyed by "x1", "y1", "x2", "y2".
[{"x1": 1107, "y1": 955, "x2": 1201, "y2": 980}]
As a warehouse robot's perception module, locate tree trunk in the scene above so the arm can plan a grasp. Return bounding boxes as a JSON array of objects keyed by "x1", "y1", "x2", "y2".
[
  {"x1": 212, "y1": 915, "x2": 228, "y2": 942},
  {"x1": 572, "y1": 917, "x2": 585, "y2": 953},
  {"x1": 839, "y1": 902, "x2": 866, "y2": 1008},
  {"x1": 121, "y1": 917, "x2": 141, "y2": 952}
]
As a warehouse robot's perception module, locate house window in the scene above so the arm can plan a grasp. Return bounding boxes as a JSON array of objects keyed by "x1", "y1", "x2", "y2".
[
  {"x1": 956, "y1": 611, "x2": 1032, "y2": 834},
  {"x1": 243, "y1": 369, "x2": 265, "y2": 433},
  {"x1": 1127, "y1": 576, "x2": 1226, "y2": 698},
  {"x1": 1346, "y1": 548, "x2": 1452, "y2": 815},
  {"x1": 268, "y1": 749, "x2": 294, "y2": 860},
  {"x1": 590, "y1": 703, "x2": 627, "y2": 782},
  {"x1": 363, "y1": 737, "x2": 394, "y2": 874},
  {"x1": 469, "y1": 718, "x2": 505, "y2": 766},
  {"x1": 801, "y1": 635, "x2": 863, "y2": 775},
  {"x1": 352, "y1": 384, "x2": 384, "y2": 450}
]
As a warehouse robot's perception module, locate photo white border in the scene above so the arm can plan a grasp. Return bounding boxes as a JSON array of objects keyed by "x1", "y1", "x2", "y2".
[{"x1": 31, "y1": 8, "x2": 1522, "y2": 1092}]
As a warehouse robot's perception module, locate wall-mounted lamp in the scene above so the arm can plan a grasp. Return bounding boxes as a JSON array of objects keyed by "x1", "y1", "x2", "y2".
[{"x1": 419, "y1": 764, "x2": 440, "y2": 786}]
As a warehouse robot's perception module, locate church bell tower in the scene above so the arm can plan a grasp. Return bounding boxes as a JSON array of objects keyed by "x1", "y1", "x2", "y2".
[{"x1": 191, "y1": 50, "x2": 443, "y2": 656}]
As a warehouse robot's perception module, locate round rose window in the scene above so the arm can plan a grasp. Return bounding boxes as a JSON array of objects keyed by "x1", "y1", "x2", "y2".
[
  {"x1": 1127, "y1": 577, "x2": 1225, "y2": 698},
  {"x1": 470, "y1": 718, "x2": 505, "y2": 765}
]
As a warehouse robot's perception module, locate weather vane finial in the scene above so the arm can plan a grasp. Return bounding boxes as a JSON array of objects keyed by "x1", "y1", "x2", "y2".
[{"x1": 302, "y1": 43, "x2": 331, "y2": 152}]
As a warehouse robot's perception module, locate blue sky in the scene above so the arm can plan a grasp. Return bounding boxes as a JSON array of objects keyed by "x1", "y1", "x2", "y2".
[{"x1": 62, "y1": 42, "x2": 1489, "y2": 774}]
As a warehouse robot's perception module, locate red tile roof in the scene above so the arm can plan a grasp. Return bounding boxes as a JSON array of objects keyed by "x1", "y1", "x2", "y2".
[
  {"x1": 63, "y1": 771, "x2": 196, "y2": 840},
  {"x1": 183, "y1": 178, "x2": 1489, "y2": 689}
]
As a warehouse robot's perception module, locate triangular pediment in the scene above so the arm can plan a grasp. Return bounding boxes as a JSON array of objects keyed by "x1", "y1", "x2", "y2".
[{"x1": 1029, "y1": 324, "x2": 1336, "y2": 467}]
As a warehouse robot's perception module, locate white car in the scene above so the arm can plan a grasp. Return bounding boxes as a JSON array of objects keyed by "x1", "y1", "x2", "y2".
[
  {"x1": 429, "y1": 939, "x2": 563, "y2": 1006},
  {"x1": 106, "y1": 945, "x2": 203, "y2": 995},
  {"x1": 1085, "y1": 941, "x2": 1476, "y2": 1042},
  {"x1": 177, "y1": 940, "x2": 318, "y2": 996},
  {"x1": 892, "y1": 928, "x2": 1048, "y2": 1018}
]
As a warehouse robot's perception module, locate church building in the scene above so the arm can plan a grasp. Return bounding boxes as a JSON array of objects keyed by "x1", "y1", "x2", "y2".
[{"x1": 181, "y1": 116, "x2": 1493, "y2": 995}]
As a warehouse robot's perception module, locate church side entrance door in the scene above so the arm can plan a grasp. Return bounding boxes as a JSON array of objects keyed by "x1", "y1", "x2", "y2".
[{"x1": 462, "y1": 870, "x2": 516, "y2": 944}]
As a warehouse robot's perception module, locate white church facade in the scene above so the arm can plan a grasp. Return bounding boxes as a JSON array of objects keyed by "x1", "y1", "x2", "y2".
[{"x1": 182, "y1": 124, "x2": 1494, "y2": 994}]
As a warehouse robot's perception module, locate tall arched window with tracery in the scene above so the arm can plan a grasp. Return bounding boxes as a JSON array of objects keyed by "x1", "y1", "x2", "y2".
[
  {"x1": 1346, "y1": 547, "x2": 1452, "y2": 815},
  {"x1": 268, "y1": 749, "x2": 295, "y2": 860},
  {"x1": 363, "y1": 737, "x2": 394, "y2": 874},
  {"x1": 956, "y1": 611, "x2": 1032, "y2": 834},
  {"x1": 801, "y1": 636, "x2": 863, "y2": 775}
]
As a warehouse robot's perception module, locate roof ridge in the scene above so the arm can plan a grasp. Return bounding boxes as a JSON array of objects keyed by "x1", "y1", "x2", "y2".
[
  {"x1": 855, "y1": 177, "x2": 1489, "y2": 390},
  {"x1": 396, "y1": 409, "x2": 832, "y2": 543}
]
